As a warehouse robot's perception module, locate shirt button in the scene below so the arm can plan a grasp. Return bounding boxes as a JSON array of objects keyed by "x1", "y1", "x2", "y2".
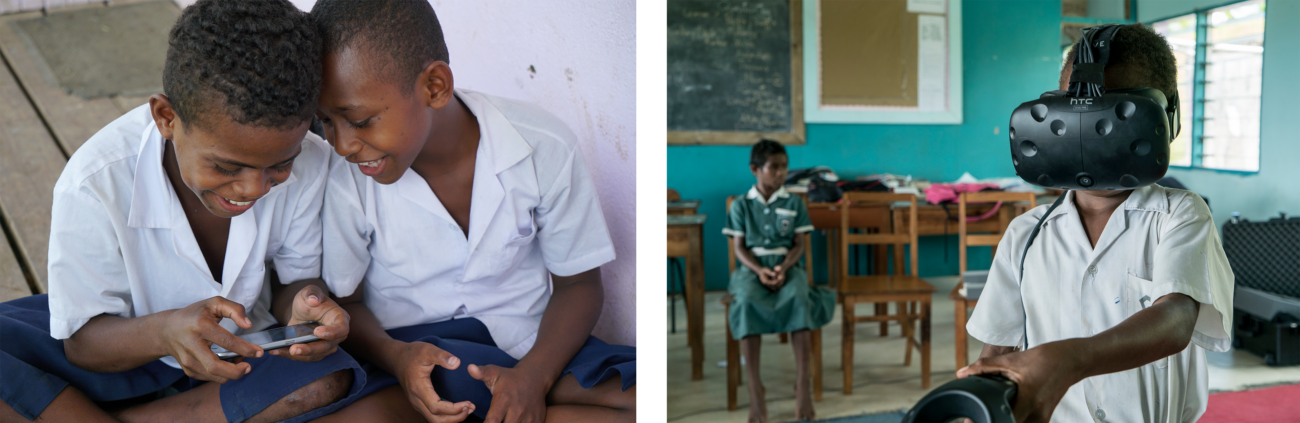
[
  {"x1": 1095, "y1": 408, "x2": 1105, "y2": 420},
  {"x1": 1088, "y1": 266, "x2": 1097, "y2": 275},
  {"x1": 764, "y1": 208, "x2": 770, "y2": 214},
  {"x1": 448, "y1": 223, "x2": 456, "y2": 230}
]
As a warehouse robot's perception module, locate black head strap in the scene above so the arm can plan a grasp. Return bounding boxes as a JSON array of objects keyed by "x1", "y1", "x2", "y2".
[{"x1": 1068, "y1": 25, "x2": 1123, "y2": 98}]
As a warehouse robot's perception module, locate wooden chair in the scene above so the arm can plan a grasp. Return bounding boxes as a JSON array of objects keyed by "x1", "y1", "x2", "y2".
[
  {"x1": 668, "y1": 188, "x2": 681, "y2": 202},
  {"x1": 952, "y1": 191, "x2": 1037, "y2": 369},
  {"x1": 721, "y1": 196, "x2": 823, "y2": 410},
  {"x1": 838, "y1": 192, "x2": 934, "y2": 391}
]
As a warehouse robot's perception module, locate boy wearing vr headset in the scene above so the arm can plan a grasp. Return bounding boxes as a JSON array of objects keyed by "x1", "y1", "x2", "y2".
[{"x1": 959, "y1": 24, "x2": 1233, "y2": 422}]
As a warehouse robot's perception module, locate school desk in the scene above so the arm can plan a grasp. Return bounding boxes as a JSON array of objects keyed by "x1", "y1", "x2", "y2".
[
  {"x1": 667, "y1": 213, "x2": 708, "y2": 380},
  {"x1": 667, "y1": 200, "x2": 701, "y2": 215}
]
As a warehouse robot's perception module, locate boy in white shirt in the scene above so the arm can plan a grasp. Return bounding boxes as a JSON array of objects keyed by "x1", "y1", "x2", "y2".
[
  {"x1": 0, "y1": 1, "x2": 366, "y2": 422},
  {"x1": 308, "y1": 1, "x2": 635, "y2": 422},
  {"x1": 959, "y1": 24, "x2": 1233, "y2": 423}
]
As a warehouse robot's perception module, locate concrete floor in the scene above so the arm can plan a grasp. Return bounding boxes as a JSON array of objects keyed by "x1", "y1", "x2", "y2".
[{"x1": 666, "y1": 275, "x2": 1300, "y2": 422}]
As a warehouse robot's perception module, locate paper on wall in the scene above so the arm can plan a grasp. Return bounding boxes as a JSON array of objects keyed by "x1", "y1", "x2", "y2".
[
  {"x1": 907, "y1": 0, "x2": 946, "y2": 14},
  {"x1": 917, "y1": 15, "x2": 946, "y2": 111}
]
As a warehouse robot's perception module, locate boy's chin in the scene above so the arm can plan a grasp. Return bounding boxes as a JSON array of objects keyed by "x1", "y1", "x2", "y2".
[{"x1": 1076, "y1": 189, "x2": 1134, "y2": 197}]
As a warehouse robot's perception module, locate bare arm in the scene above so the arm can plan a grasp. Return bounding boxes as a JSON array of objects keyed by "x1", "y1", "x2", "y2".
[
  {"x1": 1064, "y1": 293, "x2": 1199, "y2": 377},
  {"x1": 778, "y1": 232, "x2": 805, "y2": 271},
  {"x1": 332, "y1": 288, "x2": 406, "y2": 373},
  {"x1": 732, "y1": 235, "x2": 767, "y2": 274},
  {"x1": 959, "y1": 293, "x2": 1200, "y2": 421},
  {"x1": 64, "y1": 312, "x2": 175, "y2": 372}
]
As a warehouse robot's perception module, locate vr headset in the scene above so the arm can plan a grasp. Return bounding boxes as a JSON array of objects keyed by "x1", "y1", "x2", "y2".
[
  {"x1": 1009, "y1": 24, "x2": 1180, "y2": 191},
  {"x1": 902, "y1": 375, "x2": 1017, "y2": 423}
]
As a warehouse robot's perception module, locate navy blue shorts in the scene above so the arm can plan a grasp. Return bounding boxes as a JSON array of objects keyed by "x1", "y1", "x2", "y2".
[
  {"x1": 0, "y1": 294, "x2": 367, "y2": 422},
  {"x1": 353, "y1": 318, "x2": 636, "y2": 420}
]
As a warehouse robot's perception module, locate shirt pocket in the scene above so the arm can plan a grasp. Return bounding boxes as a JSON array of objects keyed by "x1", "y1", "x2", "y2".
[
  {"x1": 491, "y1": 218, "x2": 538, "y2": 272},
  {"x1": 775, "y1": 208, "x2": 796, "y2": 236},
  {"x1": 1125, "y1": 273, "x2": 1169, "y2": 369}
]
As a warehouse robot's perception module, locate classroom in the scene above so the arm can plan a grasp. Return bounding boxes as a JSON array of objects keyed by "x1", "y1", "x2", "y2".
[{"x1": 667, "y1": 0, "x2": 1300, "y2": 421}]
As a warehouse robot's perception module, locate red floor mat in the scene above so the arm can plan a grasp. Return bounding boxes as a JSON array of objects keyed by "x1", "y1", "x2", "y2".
[{"x1": 1200, "y1": 383, "x2": 1300, "y2": 422}]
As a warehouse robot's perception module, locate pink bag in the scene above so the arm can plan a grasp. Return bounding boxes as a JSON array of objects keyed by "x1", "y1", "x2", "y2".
[{"x1": 923, "y1": 183, "x2": 1004, "y2": 222}]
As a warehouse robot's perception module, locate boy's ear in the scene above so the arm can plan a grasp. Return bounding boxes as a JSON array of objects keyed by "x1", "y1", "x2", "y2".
[
  {"x1": 418, "y1": 61, "x2": 455, "y2": 110},
  {"x1": 148, "y1": 94, "x2": 180, "y2": 140}
]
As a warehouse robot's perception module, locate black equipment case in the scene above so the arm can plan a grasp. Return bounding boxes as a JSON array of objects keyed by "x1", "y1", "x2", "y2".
[{"x1": 1222, "y1": 214, "x2": 1300, "y2": 366}]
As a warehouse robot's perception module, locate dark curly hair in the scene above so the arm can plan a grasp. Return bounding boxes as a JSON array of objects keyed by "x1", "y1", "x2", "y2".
[
  {"x1": 750, "y1": 139, "x2": 786, "y2": 168},
  {"x1": 1061, "y1": 23, "x2": 1178, "y2": 101},
  {"x1": 163, "y1": 0, "x2": 321, "y2": 130},
  {"x1": 310, "y1": 0, "x2": 449, "y2": 94}
]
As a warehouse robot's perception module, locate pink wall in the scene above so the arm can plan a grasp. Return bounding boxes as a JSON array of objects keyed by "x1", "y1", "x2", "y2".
[
  {"x1": 425, "y1": 0, "x2": 637, "y2": 346},
  {"x1": 176, "y1": 0, "x2": 637, "y2": 346}
]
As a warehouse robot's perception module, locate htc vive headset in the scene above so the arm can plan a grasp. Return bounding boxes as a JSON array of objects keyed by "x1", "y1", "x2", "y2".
[
  {"x1": 902, "y1": 375, "x2": 1018, "y2": 423},
  {"x1": 1010, "y1": 24, "x2": 1180, "y2": 191}
]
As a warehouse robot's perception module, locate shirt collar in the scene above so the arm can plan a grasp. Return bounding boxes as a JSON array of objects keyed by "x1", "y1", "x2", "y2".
[
  {"x1": 746, "y1": 185, "x2": 789, "y2": 205},
  {"x1": 456, "y1": 89, "x2": 532, "y2": 174},
  {"x1": 1042, "y1": 184, "x2": 1168, "y2": 223},
  {"x1": 127, "y1": 124, "x2": 175, "y2": 229}
]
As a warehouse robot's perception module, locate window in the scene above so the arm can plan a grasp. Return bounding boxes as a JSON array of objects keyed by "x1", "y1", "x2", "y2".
[{"x1": 1152, "y1": 0, "x2": 1265, "y2": 172}]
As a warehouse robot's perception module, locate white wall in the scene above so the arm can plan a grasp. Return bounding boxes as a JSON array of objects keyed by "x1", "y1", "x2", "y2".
[{"x1": 179, "y1": 0, "x2": 638, "y2": 346}]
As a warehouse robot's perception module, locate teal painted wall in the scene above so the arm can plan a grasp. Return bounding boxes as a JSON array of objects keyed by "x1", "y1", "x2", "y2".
[
  {"x1": 1144, "y1": 0, "x2": 1300, "y2": 228},
  {"x1": 668, "y1": 0, "x2": 1064, "y2": 291}
]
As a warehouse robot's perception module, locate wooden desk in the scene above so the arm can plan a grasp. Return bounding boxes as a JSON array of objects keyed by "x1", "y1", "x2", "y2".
[
  {"x1": 667, "y1": 213, "x2": 708, "y2": 380},
  {"x1": 667, "y1": 200, "x2": 701, "y2": 215}
]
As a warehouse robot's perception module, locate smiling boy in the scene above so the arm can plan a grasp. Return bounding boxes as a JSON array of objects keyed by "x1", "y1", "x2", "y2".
[{"x1": 0, "y1": 1, "x2": 366, "y2": 422}]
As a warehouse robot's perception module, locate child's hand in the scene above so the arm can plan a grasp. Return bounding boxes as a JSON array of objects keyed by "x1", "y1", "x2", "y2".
[
  {"x1": 160, "y1": 297, "x2": 263, "y2": 383},
  {"x1": 956, "y1": 341, "x2": 1081, "y2": 423},
  {"x1": 773, "y1": 265, "x2": 787, "y2": 287},
  {"x1": 468, "y1": 363, "x2": 550, "y2": 423},
  {"x1": 394, "y1": 341, "x2": 475, "y2": 422},
  {"x1": 269, "y1": 284, "x2": 350, "y2": 362}
]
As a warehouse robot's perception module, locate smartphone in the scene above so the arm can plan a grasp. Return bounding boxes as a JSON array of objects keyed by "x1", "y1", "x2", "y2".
[{"x1": 211, "y1": 322, "x2": 322, "y2": 359}]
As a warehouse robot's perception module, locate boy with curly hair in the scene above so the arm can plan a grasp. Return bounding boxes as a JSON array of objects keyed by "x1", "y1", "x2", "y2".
[{"x1": 0, "y1": 1, "x2": 365, "y2": 421}]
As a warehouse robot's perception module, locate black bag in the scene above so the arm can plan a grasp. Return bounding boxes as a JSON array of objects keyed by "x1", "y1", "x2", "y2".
[
  {"x1": 786, "y1": 167, "x2": 842, "y2": 203},
  {"x1": 1223, "y1": 213, "x2": 1300, "y2": 365}
]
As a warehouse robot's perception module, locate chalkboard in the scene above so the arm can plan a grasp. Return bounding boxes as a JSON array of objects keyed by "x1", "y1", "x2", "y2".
[{"x1": 667, "y1": 0, "x2": 804, "y2": 145}]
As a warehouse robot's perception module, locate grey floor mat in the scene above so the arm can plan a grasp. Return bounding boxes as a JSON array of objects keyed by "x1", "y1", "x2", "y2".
[{"x1": 10, "y1": 0, "x2": 176, "y2": 99}]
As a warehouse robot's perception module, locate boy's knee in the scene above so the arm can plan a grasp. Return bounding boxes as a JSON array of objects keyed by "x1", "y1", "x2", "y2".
[{"x1": 279, "y1": 369, "x2": 353, "y2": 415}]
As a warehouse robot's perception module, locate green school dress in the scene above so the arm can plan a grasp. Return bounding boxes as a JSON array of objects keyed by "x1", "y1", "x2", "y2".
[{"x1": 723, "y1": 186, "x2": 836, "y2": 340}]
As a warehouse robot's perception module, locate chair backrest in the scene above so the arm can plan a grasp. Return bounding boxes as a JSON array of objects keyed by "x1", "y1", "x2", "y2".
[
  {"x1": 668, "y1": 188, "x2": 681, "y2": 202},
  {"x1": 839, "y1": 192, "x2": 919, "y2": 279},
  {"x1": 725, "y1": 195, "x2": 815, "y2": 284},
  {"x1": 957, "y1": 191, "x2": 1038, "y2": 275}
]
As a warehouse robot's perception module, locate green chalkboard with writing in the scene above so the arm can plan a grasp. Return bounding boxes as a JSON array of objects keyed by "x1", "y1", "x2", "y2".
[{"x1": 667, "y1": 0, "x2": 804, "y2": 145}]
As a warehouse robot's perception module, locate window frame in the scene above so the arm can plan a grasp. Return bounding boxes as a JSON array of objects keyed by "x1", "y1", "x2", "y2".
[{"x1": 1150, "y1": 0, "x2": 1266, "y2": 175}]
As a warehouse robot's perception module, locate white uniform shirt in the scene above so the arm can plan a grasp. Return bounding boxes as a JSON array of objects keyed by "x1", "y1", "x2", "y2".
[
  {"x1": 967, "y1": 185, "x2": 1233, "y2": 423},
  {"x1": 46, "y1": 105, "x2": 332, "y2": 368},
  {"x1": 322, "y1": 89, "x2": 615, "y2": 359}
]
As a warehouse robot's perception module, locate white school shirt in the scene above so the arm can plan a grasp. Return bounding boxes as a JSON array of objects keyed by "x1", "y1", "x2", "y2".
[
  {"x1": 967, "y1": 185, "x2": 1233, "y2": 423},
  {"x1": 46, "y1": 105, "x2": 331, "y2": 368},
  {"x1": 322, "y1": 89, "x2": 616, "y2": 359}
]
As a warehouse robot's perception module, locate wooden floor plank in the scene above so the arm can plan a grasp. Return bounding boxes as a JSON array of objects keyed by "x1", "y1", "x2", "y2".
[
  {"x1": 0, "y1": 42, "x2": 67, "y2": 294},
  {"x1": 0, "y1": 231, "x2": 31, "y2": 302},
  {"x1": 0, "y1": 0, "x2": 175, "y2": 156},
  {"x1": 0, "y1": 10, "x2": 123, "y2": 156}
]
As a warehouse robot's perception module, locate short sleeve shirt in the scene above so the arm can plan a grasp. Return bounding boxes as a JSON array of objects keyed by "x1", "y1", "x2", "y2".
[
  {"x1": 46, "y1": 104, "x2": 332, "y2": 368},
  {"x1": 722, "y1": 186, "x2": 814, "y2": 256},
  {"x1": 966, "y1": 185, "x2": 1234, "y2": 423},
  {"x1": 322, "y1": 89, "x2": 616, "y2": 359}
]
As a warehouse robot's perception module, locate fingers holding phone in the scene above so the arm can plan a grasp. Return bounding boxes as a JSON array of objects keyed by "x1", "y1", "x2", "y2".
[
  {"x1": 271, "y1": 284, "x2": 350, "y2": 362},
  {"x1": 162, "y1": 296, "x2": 263, "y2": 383}
]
